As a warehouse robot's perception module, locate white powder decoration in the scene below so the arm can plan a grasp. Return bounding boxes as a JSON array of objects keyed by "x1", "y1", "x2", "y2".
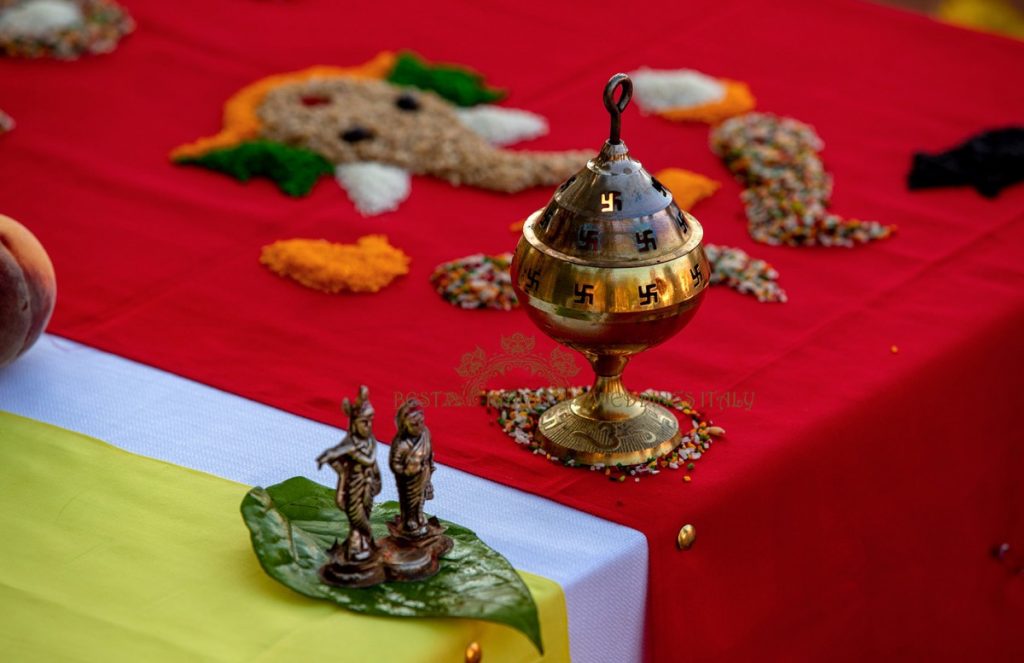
[
  {"x1": 628, "y1": 67, "x2": 726, "y2": 112},
  {"x1": 0, "y1": 0, "x2": 84, "y2": 38},
  {"x1": 334, "y1": 162, "x2": 411, "y2": 216},
  {"x1": 455, "y1": 106, "x2": 548, "y2": 146}
]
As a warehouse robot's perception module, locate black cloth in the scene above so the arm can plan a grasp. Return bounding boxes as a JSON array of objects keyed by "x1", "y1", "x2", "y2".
[{"x1": 908, "y1": 127, "x2": 1024, "y2": 198}]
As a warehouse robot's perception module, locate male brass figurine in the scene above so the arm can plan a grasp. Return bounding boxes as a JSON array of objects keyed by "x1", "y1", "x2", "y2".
[
  {"x1": 318, "y1": 389, "x2": 451, "y2": 588},
  {"x1": 317, "y1": 386, "x2": 385, "y2": 588}
]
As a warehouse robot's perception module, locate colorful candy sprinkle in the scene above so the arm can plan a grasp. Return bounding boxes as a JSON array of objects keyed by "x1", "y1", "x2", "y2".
[
  {"x1": 430, "y1": 253, "x2": 518, "y2": 310},
  {"x1": 705, "y1": 244, "x2": 787, "y2": 303},
  {"x1": 710, "y1": 113, "x2": 894, "y2": 247}
]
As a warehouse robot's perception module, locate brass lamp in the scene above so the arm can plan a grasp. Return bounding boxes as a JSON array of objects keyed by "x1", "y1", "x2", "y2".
[{"x1": 510, "y1": 73, "x2": 710, "y2": 466}]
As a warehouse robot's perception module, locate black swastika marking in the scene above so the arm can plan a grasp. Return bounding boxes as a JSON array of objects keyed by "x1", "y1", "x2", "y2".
[
  {"x1": 635, "y1": 228, "x2": 657, "y2": 252},
  {"x1": 638, "y1": 283, "x2": 659, "y2": 306},
  {"x1": 574, "y1": 283, "x2": 595, "y2": 305},
  {"x1": 539, "y1": 206, "x2": 555, "y2": 229},
  {"x1": 674, "y1": 209, "x2": 689, "y2": 232},
  {"x1": 577, "y1": 225, "x2": 600, "y2": 251},
  {"x1": 525, "y1": 268, "x2": 540, "y2": 292}
]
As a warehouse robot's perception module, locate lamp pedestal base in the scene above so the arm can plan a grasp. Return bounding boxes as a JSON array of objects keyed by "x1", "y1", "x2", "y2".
[{"x1": 537, "y1": 397, "x2": 681, "y2": 466}]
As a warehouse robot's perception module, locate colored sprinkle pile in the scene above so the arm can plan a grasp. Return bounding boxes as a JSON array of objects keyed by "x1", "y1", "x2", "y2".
[
  {"x1": 0, "y1": 0, "x2": 134, "y2": 59},
  {"x1": 706, "y1": 243, "x2": 787, "y2": 303},
  {"x1": 481, "y1": 387, "x2": 725, "y2": 482},
  {"x1": 710, "y1": 113, "x2": 894, "y2": 247},
  {"x1": 260, "y1": 235, "x2": 410, "y2": 294},
  {"x1": 430, "y1": 253, "x2": 518, "y2": 310}
]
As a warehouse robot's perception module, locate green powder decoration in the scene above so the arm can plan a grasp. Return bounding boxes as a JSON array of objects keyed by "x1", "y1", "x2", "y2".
[
  {"x1": 386, "y1": 51, "x2": 506, "y2": 107},
  {"x1": 175, "y1": 140, "x2": 333, "y2": 197}
]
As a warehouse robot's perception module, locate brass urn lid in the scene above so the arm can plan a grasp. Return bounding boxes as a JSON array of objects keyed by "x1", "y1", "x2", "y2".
[{"x1": 525, "y1": 74, "x2": 702, "y2": 270}]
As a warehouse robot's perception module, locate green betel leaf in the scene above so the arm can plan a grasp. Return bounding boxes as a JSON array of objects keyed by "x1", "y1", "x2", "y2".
[
  {"x1": 175, "y1": 140, "x2": 333, "y2": 197},
  {"x1": 240, "y1": 476, "x2": 543, "y2": 653},
  {"x1": 387, "y1": 51, "x2": 506, "y2": 107}
]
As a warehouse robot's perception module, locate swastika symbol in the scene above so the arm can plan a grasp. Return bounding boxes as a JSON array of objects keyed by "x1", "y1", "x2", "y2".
[
  {"x1": 600, "y1": 191, "x2": 622, "y2": 212},
  {"x1": 574, "y1": 283, "x2": 595, "y2": 305},
  {"x1": 638, "y1": 283, "x2": 659, "y2": 306},
  {"x1": 674, "y1": 209, "x2": 689, "y2": 231},
  {"x1": 635, "y1": 228, "x2": 657, "y2": 252},
  {"x1": 525, "y1": 268, "x2": 540, "y2": 292},
  {"x1": 577, "y1": 225, "x2": 600, "y2": 251},
  {"x1": 539, "y1": 206, "x2": 555, "y2": 229},
  {"x1": 690, "y1": 264, "x2": 703, "y2": 285}
]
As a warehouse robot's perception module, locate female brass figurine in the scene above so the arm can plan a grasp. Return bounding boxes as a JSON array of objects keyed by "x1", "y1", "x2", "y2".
[
  {"x1": 317, "y1": 385, "x2": 385, "y2": 587},
  {"x1": 389, "y1": 399, "x2": 436, "y2": 538},
  {"x1": 378, "y1": 398, "x2": 453, "y2": 580}
]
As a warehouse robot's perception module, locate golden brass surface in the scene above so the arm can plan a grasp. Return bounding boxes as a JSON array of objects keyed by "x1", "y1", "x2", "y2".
[
  {"x1": 465, "y1": 641, "x2": 483, "y2": 663},
  {"x1": 677, "y1": 524, "x2": 697, "y2": 550},
  {"x1": 510, "y1": 73, "x2": 709, "y2": 466}
]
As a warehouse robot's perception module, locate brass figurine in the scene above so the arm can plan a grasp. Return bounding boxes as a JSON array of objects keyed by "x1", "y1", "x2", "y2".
[
  {"x1": 510, "y1": 73, "x2": 710, "y2": 466},
  {"x1": 317, "y1": 385, "x2": 385, "y2": 588},
  {"x1": 318, "y1": 389, "x2": 451, "y2": 588},
  {"x1": 390, "y1": 399, "x2": 436, "y2": 537},
  {"x1": 381, "y1": 399, "x2": 453, "y2": 580}
]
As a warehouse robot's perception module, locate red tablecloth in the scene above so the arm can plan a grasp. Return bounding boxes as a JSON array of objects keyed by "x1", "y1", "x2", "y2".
[{"x1": 3, "y1": 0, "x2": 1023, "y2": 659}]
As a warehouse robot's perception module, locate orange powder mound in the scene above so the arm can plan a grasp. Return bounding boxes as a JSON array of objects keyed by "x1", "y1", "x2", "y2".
[
  {"x1": 259, "y1": 235, "x2": 410, "y2": 294},
  {"x1": 656, "y1": 80, "x2": 755, "y2": 124},
  {"x1": 653, "y1": 168, "x2": 720, "y2": 210},
  {"x1": 171, "y1": 52, "x2": 396, "y2": 160}
]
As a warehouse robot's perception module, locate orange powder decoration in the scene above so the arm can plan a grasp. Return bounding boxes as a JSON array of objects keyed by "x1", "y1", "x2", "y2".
[
  {"x1": 171, "y1": 52, "x2": 397, "y2": 160},
  {"x1": 656, "y1": 80, "x2": 755, "y2": 124},
  {"x1": 653, "y1": 168, "x2": 720, "y2": 210},
  {"x1": 259, "y1": 235, "x2": 410, "y2": 293}
]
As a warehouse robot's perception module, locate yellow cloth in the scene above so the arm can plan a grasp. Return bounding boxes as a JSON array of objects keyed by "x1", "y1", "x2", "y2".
[
  {"x1": 939, "y1": 0, "x2": 1024, "y2": 39},
  {"x1": 0, "y1": 411, "x2": 570, "y2": 662}
]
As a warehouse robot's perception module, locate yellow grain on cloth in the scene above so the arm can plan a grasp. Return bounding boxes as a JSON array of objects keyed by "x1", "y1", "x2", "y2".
[{"x1": 0, "y1": 411, "x2": 570, "y2": 662}]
